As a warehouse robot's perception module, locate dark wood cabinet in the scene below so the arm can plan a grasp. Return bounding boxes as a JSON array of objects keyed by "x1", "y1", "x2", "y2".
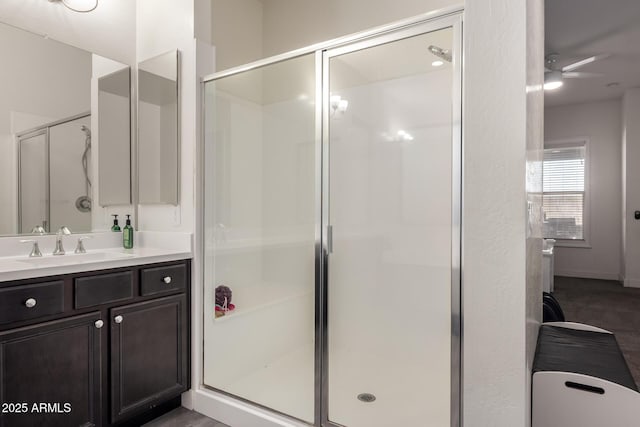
[
  {"x1": 0, "y1": 259, "x2": 191, "y2": 427},
  {"x1": 110, "y1": 295, "x2": 188, "y2": 423},
  {"x1": 0, "y1": 312, "x2": 102, "y2": 427}
]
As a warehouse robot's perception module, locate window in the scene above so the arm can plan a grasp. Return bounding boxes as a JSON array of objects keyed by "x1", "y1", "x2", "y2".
[{"x1": 543, "y1": 141, "x2": 588, "y2": 242}]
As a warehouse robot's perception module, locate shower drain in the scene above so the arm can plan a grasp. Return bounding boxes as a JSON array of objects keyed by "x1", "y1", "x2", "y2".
[{"x1": 357, "y1": 393, "x2": 376, "y2": 403}]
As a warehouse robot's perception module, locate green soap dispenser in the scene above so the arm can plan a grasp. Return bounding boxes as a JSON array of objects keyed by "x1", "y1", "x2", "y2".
[
  {"x1": 111, "y1": 214, "x2": 121, "y2": 232},
  {"x1": 123, "y1": 215, "x2": 134, "y2": 249}
]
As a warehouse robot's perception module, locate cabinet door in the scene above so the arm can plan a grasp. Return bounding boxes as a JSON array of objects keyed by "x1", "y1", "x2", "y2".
[
  {"x1": 110, "y1": 294, "x2": 188, "y2": 423},
  {"x1": 0, "y1": 312, "x2": 102, "y2": 427}
]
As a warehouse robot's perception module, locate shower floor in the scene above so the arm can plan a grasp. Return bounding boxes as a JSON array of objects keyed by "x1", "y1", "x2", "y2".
[
  {"x1": 216, "y1": 344, "x2": 315, "y2": 423},
  {"x1": 214, "y1": 343, "x2": 449, "y2": 427}
]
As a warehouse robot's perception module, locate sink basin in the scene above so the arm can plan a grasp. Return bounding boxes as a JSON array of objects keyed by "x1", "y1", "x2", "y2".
[{"x1": 17, "y1": 252, "x2": 135, "y2": 267}]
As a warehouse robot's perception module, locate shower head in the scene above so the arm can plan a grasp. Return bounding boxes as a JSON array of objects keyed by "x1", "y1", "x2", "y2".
[
  {"x1": 81, "y1": 125, "x2": 91, "y2": 137},
  {"x1": 428, "y1": 45, "x2": 452, "y2": 63}
]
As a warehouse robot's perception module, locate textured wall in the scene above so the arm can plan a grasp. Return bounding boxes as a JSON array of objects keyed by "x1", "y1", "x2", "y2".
[{"x1": 463, "y1": 0, "x2": 543, "y2": 426}]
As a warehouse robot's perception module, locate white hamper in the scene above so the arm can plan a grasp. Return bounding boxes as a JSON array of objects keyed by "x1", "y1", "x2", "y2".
[{"x1": 532, "y1": 322, "x2": 640, "y2": 427}]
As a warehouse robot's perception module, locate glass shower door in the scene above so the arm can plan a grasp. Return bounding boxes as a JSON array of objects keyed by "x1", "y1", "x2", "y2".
[
  {"x1": 49, "y1": 116, "x2": 92, "y2": 232},
  {"x1": 19, "y1": 131, "x2": 48, "y2": 233},
  {"x1": 325, "y1": 26, "x2": 459, "y2": 427},
  {"x1": 203, "y1": 54, "x2": 317, "y2": 423}
]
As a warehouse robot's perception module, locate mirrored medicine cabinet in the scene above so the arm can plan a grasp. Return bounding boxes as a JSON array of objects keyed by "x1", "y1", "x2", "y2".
[{"x1": 137, "y1": 50, "x2": 180, "y2": 206}]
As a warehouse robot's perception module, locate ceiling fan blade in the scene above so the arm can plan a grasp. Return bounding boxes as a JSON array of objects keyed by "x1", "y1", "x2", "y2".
[
  {"x1": 562, "y1": 71, "x2": 604, "y2": 79},
  {"x1": 562, "y1": 54, "x2": 610, "y2": 72},
  {"x1": 544, "y1": 67, "x2": 552, "y2": 72}
]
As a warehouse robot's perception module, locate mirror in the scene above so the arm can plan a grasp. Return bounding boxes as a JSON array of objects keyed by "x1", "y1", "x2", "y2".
[
  {"x1": 0, "y1": 21, "x2": 132, "y2": 236},
  {"x1": 138, "y1": 50, "x2": 179, "y2": 205},
  {"x1": 99, "y1": 67, "x2": 132, "y2": 205}
]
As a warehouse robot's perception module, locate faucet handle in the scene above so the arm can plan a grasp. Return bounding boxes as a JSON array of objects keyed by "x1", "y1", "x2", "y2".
[
  {"x1": 20, "y1": 239, "x2": 43, "y2": 258},
  {"x1": 30, "y1": 225, "x2": 46, "y2": 235},
  {"x1": 74, "y1": 236, "x2": 93, "y2": 254},
  {"x1": 57, "y1": 226, "x2": 72, "y2": 236}
]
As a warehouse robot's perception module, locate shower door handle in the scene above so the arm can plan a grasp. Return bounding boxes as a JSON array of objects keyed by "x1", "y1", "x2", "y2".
[{"x1": 326, "y1": 225, "x2": 333, "y2": 254}]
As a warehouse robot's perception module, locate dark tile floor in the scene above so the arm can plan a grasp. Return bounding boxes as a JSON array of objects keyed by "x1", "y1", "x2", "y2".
[
  {"x1": 552, "y1": 276, "x2": 640, "y2": 387},
  {"x1": 143, "y1": 407, "x2": 229, "y2": 427}
]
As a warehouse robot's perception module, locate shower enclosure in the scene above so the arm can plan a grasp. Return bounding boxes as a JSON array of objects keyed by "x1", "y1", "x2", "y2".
[
  {"x1": 203, "y1": 12, "x2": 461, "y2": 427},
  {"x1": 17, "y1": 113, "x2": 92, "y2": 233}
]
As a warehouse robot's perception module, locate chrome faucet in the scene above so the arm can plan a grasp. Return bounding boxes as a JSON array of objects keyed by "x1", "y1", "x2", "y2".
[
  {"x1": 53, "y1": 226, "x2": 72, "y2": 256},
  {"x1": 20, "y1": 239, "x2": 42, "y2": 257},
  {"x1": 74, "y1": 236, "x2": 93, "y2": 254}
]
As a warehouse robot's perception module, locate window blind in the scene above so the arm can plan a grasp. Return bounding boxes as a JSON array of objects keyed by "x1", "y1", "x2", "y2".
[{"x1": 543, "y1": 145, "x2": 586, "y2": 240}]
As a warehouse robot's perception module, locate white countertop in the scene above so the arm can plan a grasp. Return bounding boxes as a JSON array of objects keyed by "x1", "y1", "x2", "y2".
[{"x1": 0, "y1": 231, "x2": 193, "y2": 282}]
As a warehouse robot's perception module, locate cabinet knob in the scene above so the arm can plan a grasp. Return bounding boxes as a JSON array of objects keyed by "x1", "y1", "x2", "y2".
[
  {"x1": 114, "y1": 315, "x2": 123, "y2": 324},
  {"x1": 95, "y1": 320, "x2": 104, "y2": 329},
  {"x1": 163, "y1": 276, "x2": 172, "y2": 284},
  {"x1": 25, "y1": 298, "x2": 37, "y2": 308}
]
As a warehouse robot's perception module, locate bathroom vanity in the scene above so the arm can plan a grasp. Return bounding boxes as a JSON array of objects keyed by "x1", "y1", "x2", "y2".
[
  {"x1": 0, "y1": 8, "x2": 189, "y2": 427},
  {"x1": 0, "y1": 258, "x2": 191, "y2": 427}
]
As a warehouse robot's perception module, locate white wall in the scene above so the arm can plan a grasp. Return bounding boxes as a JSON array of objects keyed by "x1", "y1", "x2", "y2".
[
  {"x1": 210, "y1": 0, "x2": 458, "y2": 71},
  {"x1": 622, "y1": 88, "x2": 640, "y2": 287},
  {"x1": 545, "y1": 100, "x2": 622, "y2": 280},
  {"x1": 0, "y1": 24, "x2": 91, "y2": 136},
  {"x1": 211, "y1": 0, "x2": 263, "y2": 71},
  {"x1": 0, "y1": 0, "x2": 136, "y2": 64},
  {"x1": 261, "y1": 0, "x2": 455, "y2": 57},
  {"x1": 463, "y1": 1, "x2": 543, "y2": 426}
]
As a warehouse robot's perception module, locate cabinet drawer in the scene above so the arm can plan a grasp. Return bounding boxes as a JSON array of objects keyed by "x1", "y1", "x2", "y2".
[
  {"x1": 140, "y1": 263, "x2": 187, "y2": 296},
  {"x1": 75, "y1": 271, "x2": 133, "y2": 309},
  {"x1": 0, "y1": 281, "x2": 64, "y2": 324}
]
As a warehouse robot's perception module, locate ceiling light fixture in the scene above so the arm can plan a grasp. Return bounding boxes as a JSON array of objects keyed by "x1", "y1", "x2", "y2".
[
  {"x1": 432, "y1": 60, "x2": 444, "y2": 67},
  {"x1": 48, "y1": 0, "x2": 99, "y2": 13},
  {"x1": 544, "y1": 70, "x2": 563, "y2": 91},
  {"x1": 383, "y1": 130, "x2": 414, "y2": 142},
  {"x1": 396, "y1": 130, "x2": 414, "y2": 141}
]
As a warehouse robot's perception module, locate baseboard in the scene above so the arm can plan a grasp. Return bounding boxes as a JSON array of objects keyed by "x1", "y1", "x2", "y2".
[
  {"x1": 193, "y1": 388, "x2": 307, "y2": 427},
  {"x1": 554, "y1": 270, "x2": 620, "y2": 281},
  {"x1": 181, "y1": 389, "x2": 195, "y2": 410},
  {"x1": 621, "y1": 277, "x2": 640, "y2": 288}
]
